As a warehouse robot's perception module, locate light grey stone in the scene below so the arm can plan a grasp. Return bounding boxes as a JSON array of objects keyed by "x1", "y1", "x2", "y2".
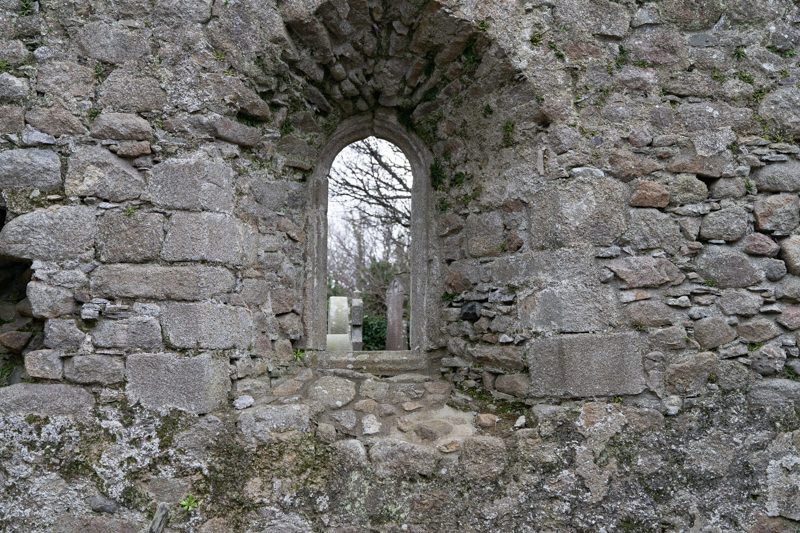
[
  {"x1": 0, "y1": 72, "x2": 29, "y2": 102},
  {"x1": 737, "y1": 318, "x2": 781, "y2": 343},
  {"x1": 759, "y1": 87, "x2": 800, "y2": 139},
  {"x1": 361, "y1": 414, "x2": 381, "y2": 435},
  {"x1": 754, "y1": 194, "x2": 800, "y2": 233},
  {"x1": 521, "y1": 283, "x2": 618, "y2": 333},
  {"x1": 24, "y1": 349, "x2": 63, "y2": 379},
  {"x1": 369, "y1": 438, "x2": 437, "y2": 478},
  {"x1": 90, "y1": 264, "x2": 235, "y2": 301},
  {"x1": 238, "y1": 404, "x2": 311, "y2": 443},
  {"x1": 781, "y1": 235, "x2": 800, "y2": 275},
  {"x1": 752, "y1": 160, "x2": 800, "y2": 193},
  {"x1": 90, "y1": 113, "x2": 153, "y2": 140},
  {"x1": 695, "y1": 247, "x2": 763, "y2": 288},
  {"x1": 0, "y1": 383, "x2": 94, "y2": 416},
  {"x1": 750, "y1": 344, "x2": 786, "y2": 376},
  {"x1": 98, "y1": 69, "x2": 167, "y2": 112},
  {"x1": 92, "y1": 317, "x2": 162, "y2": 350},
  {"x1": 148, "y1": 153, "x2": 235, "y2": 212},
  {"x1": 161, "y1": 212, "x2": 257, "y2": 266},
  {"x1": 607, "y1": 257, "x2": 685, "y2": 288},
  {"x1": 307, "y1": 376, "x2": 356, "y2": 408},
  {"x1": 64, "y1": 355, "x2": 125, "y2": 384},
  {"x1": 528, "y1": 332, "x2": 646, "y2": 397},
  {"x1": 621, "y1": 208, "x2": 683, "y2": 252},
  {"x1": 161, "y1": 302, "x2": 252, "y2": 349},
  {"x1": 693, "y1": 317, "x2": 736, "y2": 349},
  {"x1": 25, "y1": 106, "x2": 87, "y2": 137},
  {"x1": 97, "y1": 210, "x2": 165, "y2": 263},
  {"x1": 66, "y1": 145, "x2": 145, "y2": 202},
  {"x1": 699, "y1": 207, "x2": 748, "y2": 242},
  {"x1": 0, "y1": 206, "x2": 96, "y2": 261},
  {"x1": 76, "y1": 22, "x2": 149, "y2": 64},
  {"x1": 233, "y1": 395, "x2": 254, "y2": 410},
  {"x1": 126, "y1": 352, "x2": 230, "y2": 414},
  {"x1": 665, "y1": 351, "x2": 717, "y2": 395},
  {"x1": 0, "y1": 149, "x2": 61, "y2": 191},
  {"x1": 36, "y1": 61, "x2": 94, "y2": 97},
  {"x1": 44, "y1": 319, "x2": 87, "y2": 351},
  {"x1": 719, "y1": 289, "x2": 762, "y2": 316},
  {"x1": 763, "y1": 258, "x2": 788, "y2": 282},
  {"x1": 27, "y1": 282, "x2": 74, "y2": 319}
]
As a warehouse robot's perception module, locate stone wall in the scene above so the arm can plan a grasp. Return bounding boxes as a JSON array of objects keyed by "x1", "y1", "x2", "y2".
[{"x1": 2, "y1": 0, "x2": 800, "y2": 530}]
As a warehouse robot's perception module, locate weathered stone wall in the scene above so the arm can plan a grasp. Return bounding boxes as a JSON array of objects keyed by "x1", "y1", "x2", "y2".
[{"x1": 2, "y1": 0, "x2": 800, "y2": 530}]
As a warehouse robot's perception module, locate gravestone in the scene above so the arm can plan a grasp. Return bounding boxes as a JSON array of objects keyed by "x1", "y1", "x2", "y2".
[
  {"x1": 327, "y1": 296, "x2": 352, "y2": 351},
  {"x1": 386, "y1": 279, "x2": 407, "y2": 351}
]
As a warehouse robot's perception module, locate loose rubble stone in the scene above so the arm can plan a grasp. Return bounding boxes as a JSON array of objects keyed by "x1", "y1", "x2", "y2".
[
  {"x1": 90, "y1": 265, "x2": 235, "y2": 301},
  {"x1": 127, "y1": 353, "x2": 230, "y2": 414},
  {"x1": 64, "y1": 355, "x2": 125, "y2": 384},
  {"x1": 66, "y1": 145, "x2": 145, "y2": 201},
  {"x1": 754, "y1": 194, "x2": 800, "y2": 234},
  {"x1": 90, "y1": 113, "x2": 153, "y2": 140},
  {"x1": 307, "y1": 376, "x2": 356, "y2": 409}
]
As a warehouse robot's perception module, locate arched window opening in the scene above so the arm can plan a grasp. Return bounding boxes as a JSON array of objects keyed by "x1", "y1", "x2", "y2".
[{"x1": 326, "y1": 137, "x2": 412, "y2": 352}]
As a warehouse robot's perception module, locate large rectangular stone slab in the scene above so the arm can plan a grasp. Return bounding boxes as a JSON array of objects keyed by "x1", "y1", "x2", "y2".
[
  {"x1": 148, "y1": 153, "x2": 234, "y2": 212},
  {"x1": 91, "y1": 317, "x2": 162, "y2": 350},
  {"x1": 528, "y1": 332, "x2": 646, "y2": 397},
  {"x1": 90, "y1": 264, "x2": 235, "y2": 301},
  {"x1": 161, "y1": 212, "x2": 257, "y2": 266},
  {"x1": 97, "y1": 210, "x2": 165, "y2": 263},
  {"x1": 0, "y1": 206, "x2": 96, "y2": 261},
  {"x1": 0, "y1": 383, "x2": 94, "y2": 417},
  {"x1": 64, "y1": 355, "x2": 125, "y2": 384},
  {"x1": 66, "y1": 145, "x2": 145, "y2": 201},
  {"x1": 161, "y1": 302, "x2": 252, "y2": 349},
  {"x1": 126, "y1": 352, "x2": 230, "y2": 414},
  {"x1": 0, "y1": 148, "x2": 62, "y2": 191}
]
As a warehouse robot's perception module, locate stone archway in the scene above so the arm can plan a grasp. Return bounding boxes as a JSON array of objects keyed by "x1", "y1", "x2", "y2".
[{"x1": 304, "y1": 109, "x2": 437, "y2": 354}]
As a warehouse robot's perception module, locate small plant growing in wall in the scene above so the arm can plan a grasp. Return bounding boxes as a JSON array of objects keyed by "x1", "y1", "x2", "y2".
[
  {"x1": 293, "y1": 349, "x2": 305, "y2": 363},
  {"x1": 477, "y1": 20, "x2": 489, "y2": 32},
  {"x1": 280, "y1": 117, "x2": 294, "y2": 136},
  {"x1": 179, "y1": 494, "x2": 198, "y2": 513},
  {"x1": 733, "y1": 46, "x2": 747, "y2": 59},
  {"x1": 502, "y1": 121, "x2": 515, "y2": 147},
  {"x1": 430, "y1": 160, "x2": 446, "y2": 190},
  {"x1": 19, "y1": 0, "x2": 34, "y2": 16}
]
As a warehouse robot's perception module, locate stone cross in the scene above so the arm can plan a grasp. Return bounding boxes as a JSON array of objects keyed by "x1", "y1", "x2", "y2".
[{"x1": 385, "y1": 278, "x2": 407, "y2": 351}]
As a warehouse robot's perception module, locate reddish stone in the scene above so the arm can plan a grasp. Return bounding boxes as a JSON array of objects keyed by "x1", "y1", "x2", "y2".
[
  {"x1": 743, "y1": 233, "x2": 780, "y2": 257},
  {"x1": 630, "y1": 180, "x2": 670, "y2": 208}
]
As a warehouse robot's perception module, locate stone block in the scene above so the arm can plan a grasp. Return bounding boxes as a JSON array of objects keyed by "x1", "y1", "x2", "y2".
[
  {"x1": 696, "y1": 247, "x2": 763, "y2": 288},
  {"x1": 0, "y1": 149, "x2": 61, "y2": 191},
  {"x1": 66, "y1": 145, "x2": 145, "y2": 202},
  {"x1": 781, "y1": 235, "x2": 800, "y2": 275},
  {"x1": 64, "y1": 355, "x2": 125, "y2": 384},
  {"x1": 737, "y1": 318, "x2": 781, "y2": 343},
  {"x1": 90, "y1": 264, "x2": 235, "y2": 301},
  {"x1": 24, "y1": 349, "x2": 63, "y2": 379},
  {"x1": 210, "y1": 115, "x2": 261, "y2": 147},
  {"x1": 36, "y1": 61, "x2": 94, "y2": 97},
  {"x1": 97, "y1": 210, "x2": 164, "y2": 263},
  {"x1": 126, "y1": 352, "x2": 230, "y2": 414},
  {"x1": 369, "y1": 438, "x2": 437, "y2": 478},
  {"x1": 25, "y1": 106, "x2": 87, "y2": 136},
  {"x1": 161, "y1": 302, "x2": 252, "y2": 349},
  {"x1": 693, "y1": 317, "x2": 736, "y2": 349},
  {"x1": 161, "y1": 212, "x2": 257, "y2": 266},
  {"x1": 624, "y1": 300, "x2": 677, "y2": 327},
  {"x1": 699, "y1": 207, "x2": 748, "y2": 242},
  {"x1": 752, "y1": 160, "x2": 800, "y2": 192},
  {"x1": 0, "y1": 72, "x2": 29, "y2": 103},
  {"x1": 621, "y1": 208, "x2": 683, "y2": 252},
  {"x1": 91, "y1": 317, "x2": 162, "y2": 350},
  {"x1": 630, "y1": 180, "x2": 669, "y2": 207},
  {"x1": 27, "y1": 281, "x2": 74, "y2": 318},
  {"x1": 0, "y1": 104, "x2": 23, "y2": 133},
  {"x1": 743, "y1": 233, "x2": 780, "y2": 257},
  {"x1": 44, "y1": 319, "x2": 87, "y2": 351},
  {"x1": 460, "y1": 436, "x2": 507, "y2": 481},
  {"x1": 750, "y1": 344, "x2": 786, "y2": 376},
  {"x1": 607, "y1": 257, "x2": 685, "y2": 288},
  {"x1": 238, "y1": 404, "x2": 311, "y2": 443},
  {"x1": 0, "y1": 383, "x2": 94, "y2": 417},
  {"x1": 98, "y1": 69, "x2": 167, "y2": 112},
  {"x1": 90, "y1": 113, "x2": 153, "y2": 140},
  {"x1": 759, "y1": 87, "x2": 800, "y2": 140},
  {"x1": 466, "y1": 212, "x2": 504, "y2": 257},
  {"x1": 468, "y1": 344, "x2": 525, "y2": 371},
  {"x1": 307, "y1": 376, "x2": 356, "y2": 409},
  {"x1": 528, "y1": 333, "x2": 646, "y2": 397},
  {"x1": 148, "y1": 153, "x2": 234, "y2": 212},
  {"x1": 665, "y1": 351, "x2": 717, "y2": 395},
  {"x1": 494, "y1": 374, "x2": 530, "y2": 397},
  {"x1": 0, "y1": 206, "x2": 96, "y2": 261},
  {"x1": 76, "y1": 22, "x2": 149, "y2": 64},
  {"x1": 754, "y1": 194, "x2": 800, "y2": 234},
  {"x1": 521, "y1": 283, "x2": 619, "y2": 333},
  {"x1": 719, "y1": 289, "x2": 762, "y2": 316}
]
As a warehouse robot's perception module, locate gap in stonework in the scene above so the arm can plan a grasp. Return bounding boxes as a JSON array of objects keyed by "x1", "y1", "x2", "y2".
[{"x1": 326, "y1": 137, "x2": 413, "y2": 352}]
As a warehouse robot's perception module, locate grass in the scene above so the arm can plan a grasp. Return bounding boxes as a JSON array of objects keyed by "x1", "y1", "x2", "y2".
[
  {"x1": 502, "y1": 120, "x2": 515, "y2": 147},
  {"x1": 477, "y1": 20, "x2": 489, "y2": 32},
  {"x1": 280, "y1": 118, "x2": 293, "y2": 136},
  {"x1": 19, "y1": 0, "x2": 33, "y2": 16},
  {"x1": 616, "y1": 45, "x2": 629, "y2": 69},
  {"x1": 733, "y1": 45, "x2": 746, "y2": 59},
  {"x1": 737, "y1": 71, "x2": 754, "y2": 84},
  {"x1": 712, "y1": 68, "x2": 725, "y2": 82},
  {"x1": 549, "y1": 41, "x2": 565, "y2": 61},
  {"x1": 530, "y1": 32, "x2": 544, "y2": 47},
  {"x1": 753, "y1": 88, "x2": 768, "y2": 103},
  {"x1": 87, "y1": 108, "x2": 101, "y2": 121}
]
